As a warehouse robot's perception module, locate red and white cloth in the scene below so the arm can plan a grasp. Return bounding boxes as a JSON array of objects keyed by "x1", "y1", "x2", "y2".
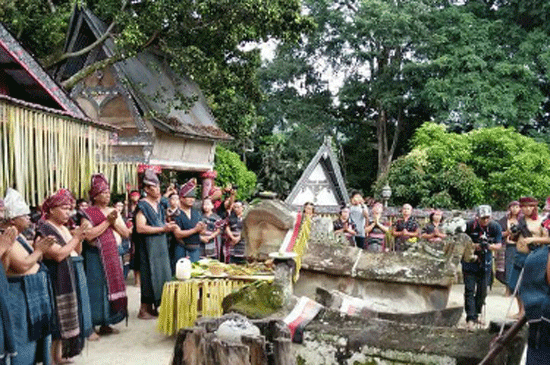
[{"x1": 283, "y1": 296, "x2": 323, "y2": 342}]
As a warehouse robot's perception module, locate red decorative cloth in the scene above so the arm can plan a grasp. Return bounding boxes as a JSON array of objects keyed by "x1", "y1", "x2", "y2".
[
  {"x1": 200, "y1": 170, "x2": 217, "y2": 179},
  {"x1": 519, "y1": 196, "x2": 539, "y2": 220},
  {"x1": 179, "y1": 178, "x2": 197, "y2": 198},
  {"x1": 83, "y1": 206, "x2": 128, "y2": 314},
  {"x1": 89, "y1": 174, "x2": 109, "y2": 199},
  {"x1": 519, "y1": 197, "x2": 538, "y2": 206},
  {"x1": 42, "y1": 189, "x2": 75, "y2": 215},
  {"x1": 137, "y1": 164, "x2": 162, "y2": 174}
]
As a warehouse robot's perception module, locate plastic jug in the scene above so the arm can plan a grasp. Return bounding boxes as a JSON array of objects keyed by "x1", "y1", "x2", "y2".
[{"x1": 175, "y1": 257, "x2": 191, "y2": 280}]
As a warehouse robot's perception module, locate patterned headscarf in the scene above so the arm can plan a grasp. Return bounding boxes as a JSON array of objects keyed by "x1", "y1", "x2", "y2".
[
  {"x1": 89, "y1": 173, "x2": 110, "y2": 199},
  {"x1": 42, "y1": 189, "x2": 75, "y2": 216},
  {"x1": 142, "y1": 169, "x2": 160, "y2": 187},
  {"x1": 179, "y1": 178, "x2": 197, "y2": 198}
]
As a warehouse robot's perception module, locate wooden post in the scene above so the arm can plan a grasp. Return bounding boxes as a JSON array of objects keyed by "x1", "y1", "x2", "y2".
[
  {"x1": 242, "y1": 335, "x2": 268, "y2": 365},
  {"x1": 182, "y1": 327, "x2": 206, "y2": 365},
  {"x1": 206, "y1": 339, "x2": 250, "y2": 365},
  {"x1": 272, "y1": 338, "x2": 295, "y2": 365}
]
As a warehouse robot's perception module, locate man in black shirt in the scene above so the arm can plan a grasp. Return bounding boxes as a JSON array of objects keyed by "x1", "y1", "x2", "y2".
[
  {"x1": 173, "y1": 179, "x2": 205, "y2": 263},
  {"x1": 463, "y1": 205, "x2": 502, "y2": 330}
]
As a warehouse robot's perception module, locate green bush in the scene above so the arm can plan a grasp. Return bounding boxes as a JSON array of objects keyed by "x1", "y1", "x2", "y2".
[
  {"x1": 214, "y1": 145, "x2": 257, "y2": 201},
  {"x1": 378, "y1": 122, "x2": 550, "y2": 209}
]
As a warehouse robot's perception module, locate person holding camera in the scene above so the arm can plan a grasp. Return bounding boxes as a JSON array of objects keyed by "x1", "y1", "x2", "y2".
[{"x1": 462, "y1": 205, "x2": 502, "y2": 330}]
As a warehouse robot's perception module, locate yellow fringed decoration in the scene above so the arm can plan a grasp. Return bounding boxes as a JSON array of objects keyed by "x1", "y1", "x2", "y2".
[
  {"x1": 292, "y1": 215, "x2": 312, "y2": 282},
  {"x1": 157, "y1": 282, "x2": 172, "y2": 335},
  {"x1": 0, "y1": 100, "x2": 113, "y2": 200},
  {"x1": 157, "y1": 279, "x2": 248, "y2": 336}
]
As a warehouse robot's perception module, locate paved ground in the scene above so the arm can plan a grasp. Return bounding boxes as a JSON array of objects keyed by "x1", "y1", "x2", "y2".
[{"x1": 71, "y1": 276, "x2": 524, "y2": 365}]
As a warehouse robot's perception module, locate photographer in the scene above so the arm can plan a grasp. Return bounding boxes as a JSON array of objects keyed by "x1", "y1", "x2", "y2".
[{"x1": 462, "y1": 205, "x2": 502, "y2": 330}]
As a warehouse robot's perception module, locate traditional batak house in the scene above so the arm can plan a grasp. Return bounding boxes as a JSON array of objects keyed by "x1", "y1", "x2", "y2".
[
  {"x1": 54, "y1": 7, "x2": 232, "y2": 191},
  {"x1": 0, "y1": 23, "x2": 116, "y2": 205},
  {"x1": 285, "y1": 137, "x2": 349, "y2": 214}
]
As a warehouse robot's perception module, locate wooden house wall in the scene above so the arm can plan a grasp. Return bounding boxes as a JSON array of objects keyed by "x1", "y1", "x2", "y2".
[{"x1": 150, "y1": 130, "x2": 215, "y2": 171}]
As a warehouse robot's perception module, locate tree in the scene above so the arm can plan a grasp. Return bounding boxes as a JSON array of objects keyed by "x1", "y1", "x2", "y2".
[
  {"x1": 418, "y1": 6, "x2": 545, "y2": 133},
  {"x1": 250, "y1": 42, "x2": 341, "y2": 196},
  {"x1": 379, "y1": 123, "x2": 550, "y2": 209},
  {"x1": 1, "y1": 0, "x2": 314, "y2": 151},
  {"x1": 214, "y1": 146, "x2": 257, "y2": 201}
]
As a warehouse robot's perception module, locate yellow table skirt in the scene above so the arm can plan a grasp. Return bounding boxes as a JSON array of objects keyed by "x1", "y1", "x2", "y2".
[{"x1": 157, "y1": 279, "x2": 248, "y2": 336}]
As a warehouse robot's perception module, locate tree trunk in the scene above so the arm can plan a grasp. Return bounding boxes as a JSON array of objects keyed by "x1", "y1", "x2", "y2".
[{"x1": 376, "y1": 108, "x2": 391, "y2": 178}]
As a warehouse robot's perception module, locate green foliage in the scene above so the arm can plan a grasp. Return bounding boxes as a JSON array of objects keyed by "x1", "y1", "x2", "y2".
[
  {"x1": 419, "y1": 7, "x2": 544, "y2": 132},
  {"x1": 0, "y1": 0, "x2": 72, "y2": 63},
  {"x1": 250, "y1": 46, "x2": 340, "y2": 197},
  {"x1": 380, "y1": 122, "x2": 550, "y2": 210},
  {"x1": 214, "y1": 145, "x2": 257, "y2": 201}
]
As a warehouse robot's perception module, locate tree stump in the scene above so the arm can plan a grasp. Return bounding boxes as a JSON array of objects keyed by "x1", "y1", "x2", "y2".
[
  {"x1": 172, "y1": 316, "x2": 295, "y2": 365},
  {"x1": 242, "y1": 335, "x2": 268, "y2": 365}
]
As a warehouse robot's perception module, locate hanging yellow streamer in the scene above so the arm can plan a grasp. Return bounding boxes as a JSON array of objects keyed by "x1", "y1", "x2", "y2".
[
  {"x1": 157, "y1": 279, "x2": 247, "y2": 336},
  {"x1": 0, "y1": 100, "x2": 115, "y2": 201},
  {"x1": 292, "y1": 215, "x2": 312, "y2": 282}
]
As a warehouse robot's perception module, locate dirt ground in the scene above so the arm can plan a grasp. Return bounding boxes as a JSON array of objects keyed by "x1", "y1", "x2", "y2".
[{"x1": 71, "y1": 275, "x2": 524, "y2": 365}]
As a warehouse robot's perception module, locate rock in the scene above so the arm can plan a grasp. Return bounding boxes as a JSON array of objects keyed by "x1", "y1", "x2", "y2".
[{"x1": 222, "y1": 281, "x2": 285, "y2": 319}]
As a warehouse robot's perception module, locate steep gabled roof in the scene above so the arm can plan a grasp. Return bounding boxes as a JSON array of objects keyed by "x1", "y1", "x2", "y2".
[
  {"x1": 0, "y1": 22, "x2": 108, "y2": 125},
  {"x1": 285, "y1": 137, "x2": 349, "y2": 213},
  {"x1": 58, "y1": 7, "x2": 232, "y2": 141}
]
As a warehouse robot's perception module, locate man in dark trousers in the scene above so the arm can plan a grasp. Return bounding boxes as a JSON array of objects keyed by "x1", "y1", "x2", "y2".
[{"x1": 462, "y1": 205, "x2": 502, "y2": 330}]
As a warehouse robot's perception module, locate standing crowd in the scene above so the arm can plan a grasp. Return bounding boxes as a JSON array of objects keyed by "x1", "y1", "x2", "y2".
[
  {"x1": 0, "y1": 169, "x2": 246, "y2": 365},
  {"x1": 332, "y1": 191, "x2": 550, "y2": 364},
  {"x1": 332, "y1": 191, "x2": 445, "y2": 252}
]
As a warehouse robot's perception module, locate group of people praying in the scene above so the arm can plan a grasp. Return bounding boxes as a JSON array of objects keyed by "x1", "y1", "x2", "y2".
[
  {"x1": 332, "y1": 191, "x2": 446, "y2": 252},
  {"x1": 0, "y1": 168, "x2": 246, "y2": 365}
]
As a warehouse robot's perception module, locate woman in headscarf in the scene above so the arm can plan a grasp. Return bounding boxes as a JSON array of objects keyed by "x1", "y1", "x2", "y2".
[
  {"x1": 81, "y1": 174, "x2": 130, "y2": 336},
  {"x1": 3, "y1": 188, "x2": 56, "y2": 365},
  {"x1": 38, "y1": 189, "x2": 93, "y2": 364}
]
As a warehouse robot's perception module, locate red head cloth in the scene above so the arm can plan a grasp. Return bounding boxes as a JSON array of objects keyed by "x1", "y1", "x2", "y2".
[
  {"x1": 519, "y1": 196, "x2": 538, "y2": 220},
  {"x1": 519, "y1": 197, "x2": 538, "y2": 206},
  {"x1": 142, "y1": 169, "x2": 160, "y2": 187},
  {"x1": 89, "y1": 173, "x2": 110, "y2": 199},
  {"x1": 42, "y1": 189, "x2": 76, "y2": 215},
  {"x1": 129, "y1": 190, "x2": 141, "y2": 199},
  {"x1": 179, "y1": 178, "x2": 197, "y2": 198},
  {"x1": 200, "y1": 170, "x2": 217, "y2": 180}
]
